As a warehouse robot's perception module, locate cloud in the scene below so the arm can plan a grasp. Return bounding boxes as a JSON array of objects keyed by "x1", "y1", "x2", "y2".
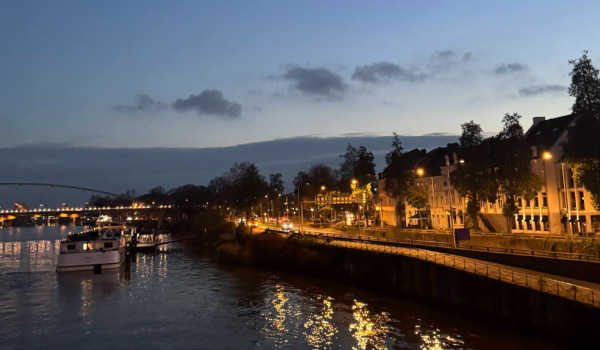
[
  {"x1": 352, "y1": 61, "x2": 427, "y2": 84},
  {"x1": 0, "y1": 133, "x2": 458, "y2": 206},
  {"x1": 247, "y1": 89, "x2": 263, "y2": 96},
  {"x1": 172, "y1": 89, "x2": 242, "y2": 119},
  {"x1": 112, "y1": 94, "x2": 167, "y2": 113},
  {"x1": 518, "y1": 84, "x2": 567, "y2": 96},
  {"x1": 494, "y1": 63, "x2": 529, "y2": 75},
  {"x1": 280, "y1": 66, "x2": 348, "y2": 99}
]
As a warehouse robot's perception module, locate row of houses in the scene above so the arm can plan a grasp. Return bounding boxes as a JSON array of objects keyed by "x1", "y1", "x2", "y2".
[{"x1": 373, "y1": 114, "x2": 600, "y2": 236}]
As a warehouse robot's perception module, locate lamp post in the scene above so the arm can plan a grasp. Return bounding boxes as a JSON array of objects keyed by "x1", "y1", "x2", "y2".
[{"x1": 298, "y1": 183, "x2": 309, "y2": 235}]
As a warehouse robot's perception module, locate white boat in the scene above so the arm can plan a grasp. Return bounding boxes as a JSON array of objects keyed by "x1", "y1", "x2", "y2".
[
  {"x1": 136, "y1": 231, "x2": 156, "y2": 249},
  {"x1": 57, "y1": 226, "x2": 130, "y2": 272}
]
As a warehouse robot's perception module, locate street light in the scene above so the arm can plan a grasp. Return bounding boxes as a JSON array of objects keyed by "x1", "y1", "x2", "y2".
[
  {"x1": 543, "y1": 152, "x2": 552, "y2": 159},
  {"x1": 416, "y1": 168, "x2": 424, "y2": 176},
  {"x1": 321, "y1": 186, "x2": 326, "y2": 190}
]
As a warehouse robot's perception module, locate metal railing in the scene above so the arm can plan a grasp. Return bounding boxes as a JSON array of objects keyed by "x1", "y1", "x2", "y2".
[
  {"x1": 324, "y1": 239, "x2": 600, "y2": 308},
  {"x1": 303, "y1": 231, "x2": 600, "y2": 263}
]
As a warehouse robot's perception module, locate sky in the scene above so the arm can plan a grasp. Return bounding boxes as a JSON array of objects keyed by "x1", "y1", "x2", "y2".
[{"x1": 1, "y1": 0, "x2": 599, "y2": 204}]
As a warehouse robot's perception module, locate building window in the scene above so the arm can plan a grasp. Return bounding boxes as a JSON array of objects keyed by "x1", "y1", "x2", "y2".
[
  {"x1": 568, "y1": 168, "x2": 575, "y2": 188},
  {"x1": 570, "y1": 192, "x2": 577, "y2": 210},
  {"x1": 579, "y1": 192, "x2": 585, "y2": 210},
  {"x1": 458, "y1": 195, "x2": 462, "y2": 204},
  {"x1": 525, "y1": 199, "x2": 530, "y2": 208},
  {"x1": 542, "y1": 193, "x2": 548, "y2": 208},
  {"x1": 518, "y1": 198, "x2": 523, "y2": 208},
  {"x1": 83, "y1": 243, "x2": 93, "y2": 251},
  {"x1": 498, "y1": 192, "x2": 503, "y2": 209},
  {"x1": 489, "y1": 201, "x2": 493, "y2": 209},
  {"x1": 534, "y1": 197, "x2": 539, "y2": 208},
  {"x1": 451, "y1": 191, "x2": 455, "y2": 204}
]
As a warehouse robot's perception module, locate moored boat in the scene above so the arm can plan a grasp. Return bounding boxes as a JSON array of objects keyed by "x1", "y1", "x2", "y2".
[{"x1": 57, "y1": 225, "x2": 131, "y2": 272}]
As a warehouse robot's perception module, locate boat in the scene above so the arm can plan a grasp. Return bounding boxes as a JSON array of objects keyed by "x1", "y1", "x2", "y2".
[
  {"x1": 57, "y1": 225, "x2": 132, "y2": 272},
  {"x1": 136, "y1": 230, "x2": 156, "y2": 249}
]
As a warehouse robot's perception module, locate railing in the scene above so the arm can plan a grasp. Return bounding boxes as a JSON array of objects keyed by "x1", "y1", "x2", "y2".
[
  {"x1": 303, "y1": 231, "x2": 600, "y2": 263},
  {"x1": 323, "y1": 239, "x2": 600, "y2": 308}
]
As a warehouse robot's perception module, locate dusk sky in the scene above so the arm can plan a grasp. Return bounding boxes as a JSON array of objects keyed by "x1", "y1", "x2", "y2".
[
  {"x1": 2, "y1": 0, "x2": 598, "y2": 149},
  {"x1": 1, "y1": 1, "x2": 600, "y2": 204}
]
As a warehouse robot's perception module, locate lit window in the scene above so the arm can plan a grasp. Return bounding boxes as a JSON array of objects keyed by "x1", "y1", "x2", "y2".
[{"x1": 83, "y1": 243, "x2": 93, "y2": 251}]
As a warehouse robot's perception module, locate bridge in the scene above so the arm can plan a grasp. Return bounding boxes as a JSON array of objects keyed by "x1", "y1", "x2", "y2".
[{"x1": 0, "y1": 182, "x2": 173, "y2": 227}]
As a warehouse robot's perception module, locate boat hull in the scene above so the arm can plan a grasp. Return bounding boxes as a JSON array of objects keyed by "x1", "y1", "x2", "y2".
[{"x1": 57, "y1": 249, "x2": 125, "y2": 272}]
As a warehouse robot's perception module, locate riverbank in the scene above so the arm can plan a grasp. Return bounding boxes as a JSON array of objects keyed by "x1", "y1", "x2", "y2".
[{"x1": 200, "y1": 226, "x2": 600, "y2": 347}]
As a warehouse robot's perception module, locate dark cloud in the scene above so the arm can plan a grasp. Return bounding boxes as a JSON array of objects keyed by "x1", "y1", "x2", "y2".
[
  {"x1": 494, "y1": 63, "x2": 529, "y2": 75},
  {"x1": 172, "y1": 89, "x2": 242, "y2": 119},
  {"x1": 352, "y1": 62, "x2": 427, "y2": 84},
  {"x1": 112, "y1": 94, "x2": 167, "y2": 113},
  {"x1": 518, "y1": 84, "x2": 567, "y2": 96},
  {"x1": 0, "y1": 134, "x2": 457, "y2": 206},
  {"x1": 462, "y1": 52, "x2": 473, "y2": 62},
  {"x1": 280, "y1": 66, "x2": 348, "y2": 99}
]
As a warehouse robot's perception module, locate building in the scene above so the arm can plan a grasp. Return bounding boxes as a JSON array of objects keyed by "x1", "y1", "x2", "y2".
[
  {"x1": 407, "y1": 143, "x2": 467, "y2": 230},
  {"x1": 375, "y1": 148, "x2": 426, "y2": 227},
  {"x1": 378, "y1": 114, "x2": 600, "y2": 236}
]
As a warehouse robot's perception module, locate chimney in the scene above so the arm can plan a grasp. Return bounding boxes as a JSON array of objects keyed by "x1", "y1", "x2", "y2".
[{"x1": 533, "y1": 116, "x2": 545, "y2": 126}]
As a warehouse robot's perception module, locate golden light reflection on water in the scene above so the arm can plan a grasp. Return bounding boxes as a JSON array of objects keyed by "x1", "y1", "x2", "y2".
[
  {"x1": 262, "y1": 284, "x2": 303, "y2": 347},
  {"x1": 414, "y1": 322, "x2": 465, "y2": 349},
  {"x1": 349, "y1": 300, "x2": 390, "y2": 350},
  {"x1": 303, "y1": 295, "x2": 338, "y2": 349}
]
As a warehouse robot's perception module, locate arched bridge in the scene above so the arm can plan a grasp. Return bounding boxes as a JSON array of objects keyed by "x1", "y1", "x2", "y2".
[{"x1": 0, "y1": 182, "x2": 172, "y2": 215}]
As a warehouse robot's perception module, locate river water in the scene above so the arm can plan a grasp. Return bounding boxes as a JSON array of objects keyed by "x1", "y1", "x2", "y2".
[{"x1": 0, "y1": 225, "x2": 565, "y2": 350}]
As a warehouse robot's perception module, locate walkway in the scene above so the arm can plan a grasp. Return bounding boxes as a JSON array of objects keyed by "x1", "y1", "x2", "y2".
[{"x1": 321, "y1": 237, "x2": 600, "y2": 308}]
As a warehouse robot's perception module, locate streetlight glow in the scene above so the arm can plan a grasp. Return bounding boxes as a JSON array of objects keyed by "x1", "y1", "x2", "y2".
[
  {"x1": 543, "y1": 152, "x2": 552, "y2": 159},
  {"x1": 417, "y1": 169, "x2": 424, "y2": 175}
]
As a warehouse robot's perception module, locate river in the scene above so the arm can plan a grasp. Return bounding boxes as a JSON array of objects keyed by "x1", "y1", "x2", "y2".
[{"x1": 0, "y1": 225, "x2": 565, "y2": 349}]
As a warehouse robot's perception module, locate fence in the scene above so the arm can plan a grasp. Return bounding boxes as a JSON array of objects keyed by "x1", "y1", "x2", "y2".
[
  {"x1": 323, "y1": 238, "x2": 600, "y2": 308},
  {"x1": 303, "y1": 231, "x2": 600, "y2": 263}
]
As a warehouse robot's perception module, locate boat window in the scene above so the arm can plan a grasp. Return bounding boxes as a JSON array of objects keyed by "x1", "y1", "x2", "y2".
[
  {"x1": 67, "y1": 244, "x2": 76, "y2": 251},
  {"x1": 83, "y1": 243, "x2": 93, "y2": 251},
  {"x1": 104, "y1": 242, "x2": 113, "y2": 248}
]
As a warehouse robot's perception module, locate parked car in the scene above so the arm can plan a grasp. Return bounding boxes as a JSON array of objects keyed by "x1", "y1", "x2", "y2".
[
  {"x1": 354, "y1": 219, "x2": 374, "y2": 228},
  {"x1": 281, "y1": 222, "x2": 293, "y2": 232}
]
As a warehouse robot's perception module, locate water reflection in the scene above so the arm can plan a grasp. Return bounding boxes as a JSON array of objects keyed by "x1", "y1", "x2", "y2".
[
  {"x1": 349, "y1": 300, "x2": 391, "y2": 350},
  {"x1": 303, "y1": 295, "x2": 337, "y2": 349},
  {"x1": 414, "y1": 321, "x2": 465, "y2": 350}
]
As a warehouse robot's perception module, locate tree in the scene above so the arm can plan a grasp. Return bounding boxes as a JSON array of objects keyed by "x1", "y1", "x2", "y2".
[
  {"x1": 458, "y1": 121, "x2": 483, "y2": 148},
  {"x1": 406, "y1": 186, "x2": 429, "y2": 229},
  {"x1": 565, "y1": 51, "x2": 600, "y2": 209},
  {"x1": 210, "y1": 162, "x2": 268, "y2": 216},
  {"x1": 269, "y1": 173, "x2": 285, "y2": 192},
  {"x1": 339, "y1": 143, "x2": 359, "y2": 180},
  {"x1": 495, "y1": 113, "x2": 543, "y2": 232},
  {"x1": 355, "y1": 146, "x2": 376, "y2": 180},
  {"x1": 451, "y1": 121, "x2": 494, "y2": 229},
  {"x1": 569, "y1": 51, "x2": 600, "y2": 117},
  {"x1": 383, "y1": 133, "x2": 412, "y2": 219}
]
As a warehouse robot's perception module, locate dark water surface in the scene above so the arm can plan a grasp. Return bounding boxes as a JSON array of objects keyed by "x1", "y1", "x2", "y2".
[{"x1": 0, "y1": 226, "x2": 565, "y2": 349}]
